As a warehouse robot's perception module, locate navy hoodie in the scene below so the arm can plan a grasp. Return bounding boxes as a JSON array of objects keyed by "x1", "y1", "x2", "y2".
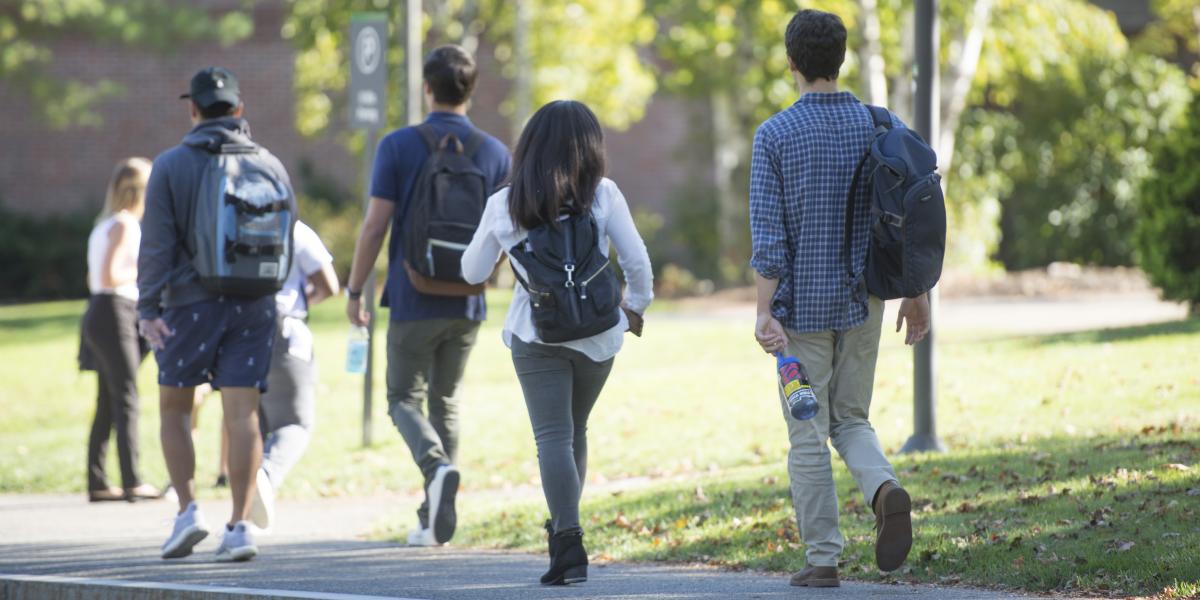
[{"x1": 137, "y1": 117, "x2": 293, "y2": 319}]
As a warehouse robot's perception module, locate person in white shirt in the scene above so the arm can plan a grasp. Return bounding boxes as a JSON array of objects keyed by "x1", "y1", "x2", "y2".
[
  {"x1": 247, "y1": 221, "x2": 339, "y2": 530},
  {"x1": 461, "y1": 100, "x2": 653, "y2": 586},
  {"x1": 81, "y1": 157, "x2": 161, "y2": 502}
]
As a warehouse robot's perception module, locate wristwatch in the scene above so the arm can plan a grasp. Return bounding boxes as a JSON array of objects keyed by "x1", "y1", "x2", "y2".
[{"x1": 347, "y1": 288, "x2": 363, "y2": 300}]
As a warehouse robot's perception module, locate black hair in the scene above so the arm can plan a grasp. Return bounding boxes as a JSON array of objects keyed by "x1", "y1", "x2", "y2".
[
  {"x1": 423, "y1": 45, "x2": 477, "y2": 106},
  {"x1": 785, "y1": 9, "x2": 847, "y2": 83},
  {"x1": 507, "y1": 100, "x2": 607, "y2": 231},
  {"x1": 195, "y1": 101, "x2": 237, "y2": 120}
]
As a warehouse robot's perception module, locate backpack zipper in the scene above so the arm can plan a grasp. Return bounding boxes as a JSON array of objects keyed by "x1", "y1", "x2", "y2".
[
  {"x1": 562, "y1": 219, "x2": 582, "y2": 321},
  {"x1": 578, "y1": 259, "x2": 610, "y2": 300}
]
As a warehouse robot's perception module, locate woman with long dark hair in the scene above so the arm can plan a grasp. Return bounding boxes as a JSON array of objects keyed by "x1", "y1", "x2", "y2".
[
  {"x1": 81, "y1": 157, "x2": 160, "y2": 502},
  {"x1": 461, "y1": 100, "x2": 653, "y2": 585}
]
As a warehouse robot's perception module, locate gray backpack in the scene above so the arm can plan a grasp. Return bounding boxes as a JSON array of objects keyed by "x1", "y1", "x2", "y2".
[{"x1": 186, "y1": 141, "x2": 296, "y2": 297}]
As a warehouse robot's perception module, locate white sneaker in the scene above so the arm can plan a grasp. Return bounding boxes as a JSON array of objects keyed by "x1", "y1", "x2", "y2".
[
  {"x1": 161, "y1": 501, "x2": 210, "y2": 559},
  {"x1": 405, "y1": 526, "x2": 440, "y2": 547},
  {"x1": 427, "y1": 464, "x2": 460, "y2": 545},
  {"x1": 249, "y1": 468, "x2": 274, "y2": 531},
  {"x1": 215, "y1": 521, "x2": 259, "y2": 562}
]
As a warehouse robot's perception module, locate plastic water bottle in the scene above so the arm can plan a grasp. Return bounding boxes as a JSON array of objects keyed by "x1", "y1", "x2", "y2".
[
  {"x1": 776, "y1": 352, "x2": 818, "y2": 420},
  {"x1": 345, "y1": 326, "x2": 369, "y2": 374}
]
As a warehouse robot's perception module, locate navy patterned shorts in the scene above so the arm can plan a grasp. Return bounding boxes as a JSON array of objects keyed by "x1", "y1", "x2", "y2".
[{"x1": 154, "y1": 296, "x2": 276, "y2": 392}]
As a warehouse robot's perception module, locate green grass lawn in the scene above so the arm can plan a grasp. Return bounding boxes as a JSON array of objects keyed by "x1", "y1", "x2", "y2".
[{"x1": 1, "y1": 295, "x2": 1197, "y2": 596}]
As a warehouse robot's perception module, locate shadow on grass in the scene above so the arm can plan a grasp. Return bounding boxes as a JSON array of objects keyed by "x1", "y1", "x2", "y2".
[
  {"x1": 461, "y1": 429, "x2": 1200, "y2": 597},
  {"x1": 0, "y1": 310, "x2": 82, "y2": 341},
  {"x1": 1024, "y1": 318, "x2": 1200, "y2": 347}
]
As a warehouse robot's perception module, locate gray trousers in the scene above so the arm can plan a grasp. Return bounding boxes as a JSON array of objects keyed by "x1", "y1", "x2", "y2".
[
  {"x1": 781, "y1": 296, "x2": 898, "y2": 567},
  {"x1": 259, "y1": 317, "x2": 317, "y2": 489},
  {"x1": 387, "y1": 318, "x2": 481, "y2": 527},
  {"x1": 510, "y1": 337, "x2": 614, "y2": 533}
]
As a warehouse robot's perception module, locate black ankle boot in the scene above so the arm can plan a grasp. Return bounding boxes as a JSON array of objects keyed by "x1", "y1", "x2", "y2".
[{"x1": 540, "y1": 527, "x2": 588, "y2": 585}]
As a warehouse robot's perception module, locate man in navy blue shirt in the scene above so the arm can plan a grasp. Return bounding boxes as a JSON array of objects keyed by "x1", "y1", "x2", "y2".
[
  {"x1": 749, "y1": 9, "x2": 927, "y2": 587},
  {"x1": 346, "y1": 45, "x2": 510, "y2": 547}
]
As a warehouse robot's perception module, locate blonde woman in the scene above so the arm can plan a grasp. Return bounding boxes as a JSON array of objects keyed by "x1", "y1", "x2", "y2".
[{"x1": 82, "y1": 157, "x2": 160, "y2": 502}]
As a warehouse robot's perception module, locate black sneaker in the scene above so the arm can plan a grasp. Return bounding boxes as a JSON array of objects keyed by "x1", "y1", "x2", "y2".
[{"x1": 427, "y1": 464, "x2": 460, "y2": 544}]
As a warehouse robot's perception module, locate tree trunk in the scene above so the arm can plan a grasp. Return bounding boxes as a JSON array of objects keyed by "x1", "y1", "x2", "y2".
[
  {"x1": 890, "y1": 7, "x2": 915, "y2": 123},
  {"x1": 511, "y1": 0, "x2": 533, "y2": 141},
  {"x1": 858, "y1": 0, "x2": 889, "y2": 106},
  {"x1": 710, "y1": 90, "x2": 744, "y2": 281},
  {"x1": 937, "y1": 0, "x2": 993, "y2": 174}
]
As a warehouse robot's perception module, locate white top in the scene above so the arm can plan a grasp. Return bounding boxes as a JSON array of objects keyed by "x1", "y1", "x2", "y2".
[
  {"x1": 276, "y1": 221, "x2": 334, "y2": 318},
  {"x1": 461, "y1": 178, "x2": 654, "y2": 362},
  {"x1": 87, "y1": 213, "x2": 140, "y2": 300}
]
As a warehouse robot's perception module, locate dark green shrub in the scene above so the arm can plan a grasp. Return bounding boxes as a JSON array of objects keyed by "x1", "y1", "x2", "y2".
[
  {"x1": 1135, "y1": 91, "x2": 1200, "y2": 315},
  {"x1": 0, "y1": 204, "x2": 94, "y2": 301}
]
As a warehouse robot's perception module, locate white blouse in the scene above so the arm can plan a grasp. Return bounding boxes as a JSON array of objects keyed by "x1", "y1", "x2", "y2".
[
  {"x1": 461, "y1": 178, "x2": 654, "y2": 362},
  {"x1": 87, "y1": 213, "x2": 140, "y2": 300}
]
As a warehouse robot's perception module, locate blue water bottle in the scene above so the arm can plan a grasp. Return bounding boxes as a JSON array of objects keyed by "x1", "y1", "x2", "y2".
[
  {"x1": 345, "y1": 325, "x2": 369, "y2": 374},
  {"x1": 776, "y1": 352, "x2": 818, "y2": 420}
]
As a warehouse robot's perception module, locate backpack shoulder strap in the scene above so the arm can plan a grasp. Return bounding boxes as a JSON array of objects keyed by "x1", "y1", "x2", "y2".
[
  {"x1": 842, "y1": 105, "x2": 893, "y2": 280},
  {"x1": 414, "y1": 124, "x2": 441, "y2": 154},
  {"x1": 461, "y1": 131, "x2": 485, "y2": 159},
  {"x1": 866, "y1": 105, "x2": 893, "y2": 132},
  {"x1": 842, "y1": 153, "x2": 870, "y2": 282}
]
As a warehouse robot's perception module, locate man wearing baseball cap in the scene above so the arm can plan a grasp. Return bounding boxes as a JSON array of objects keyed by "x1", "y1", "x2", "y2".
[{"x1": 139, "y1": 66, "x2": 294, "y2": 562}]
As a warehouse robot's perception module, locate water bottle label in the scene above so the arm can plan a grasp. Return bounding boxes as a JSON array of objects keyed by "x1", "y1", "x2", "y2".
[
  {"x1": 783, "y1": 379, "x2": 802, "y2": 397},
  {"x1": 346, "y1": 340, "x2": 367, "y2": 374}
]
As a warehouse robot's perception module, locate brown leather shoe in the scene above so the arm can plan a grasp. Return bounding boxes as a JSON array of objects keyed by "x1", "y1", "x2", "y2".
[
  {"x1": 88, "y1": 486, "x2": 124, "y2": 502},
  {"x1": 873, "y1": 481, "x2": 913, "y2": 572},
  {"x1": 789, "y1": 565, "x2": 840, "y2": 587},
  {"x1": 125, "y1": 483, "x2": 162, "y2": 501}
]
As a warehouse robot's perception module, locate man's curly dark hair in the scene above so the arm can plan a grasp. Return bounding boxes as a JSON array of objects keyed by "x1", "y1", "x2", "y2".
[{"x1": 785, "y1": 9, "x2": 847, "y2": 83}]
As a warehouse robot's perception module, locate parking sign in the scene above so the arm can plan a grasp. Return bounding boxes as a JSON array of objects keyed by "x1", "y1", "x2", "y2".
[{"x1": 349, "y1": 13, "x2": 388, "y2": 129}]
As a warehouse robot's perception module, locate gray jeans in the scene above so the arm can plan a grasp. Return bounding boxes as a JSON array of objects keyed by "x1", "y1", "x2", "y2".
[
  {"x1": 510, "y1": 337, "x2": 614, "y2": 533},
  {"x1": 387, "y1": 318, "x2": 481, "y2": 526},
  {"x1": 259, "y1": 317, "x2": 316, "y2": 489}
]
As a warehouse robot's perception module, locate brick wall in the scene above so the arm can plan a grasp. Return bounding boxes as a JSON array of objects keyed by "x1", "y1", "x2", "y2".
[{"x1": 0, "y1": 6, "x2": 702, "y2": 224}]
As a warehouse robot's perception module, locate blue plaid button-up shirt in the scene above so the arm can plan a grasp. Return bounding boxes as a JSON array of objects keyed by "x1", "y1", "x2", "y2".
[{"x1": 749, "y1": 91, "x2": 903, "y2": 333}]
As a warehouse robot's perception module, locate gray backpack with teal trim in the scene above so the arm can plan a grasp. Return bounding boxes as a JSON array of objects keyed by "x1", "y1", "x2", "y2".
[{"x1": 186, "y1": 140, "x2": 296, "y2": 298}]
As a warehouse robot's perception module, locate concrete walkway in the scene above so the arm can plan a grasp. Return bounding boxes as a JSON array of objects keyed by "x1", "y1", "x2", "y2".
[{"x1": 0, "y1": 495, "x2": 1066, "y2": 600}]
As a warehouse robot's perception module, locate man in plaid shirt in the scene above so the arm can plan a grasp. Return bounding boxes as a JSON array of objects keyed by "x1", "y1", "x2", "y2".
[{"x1": 749, "y1": 8, "x2": 930, "y2": 587}]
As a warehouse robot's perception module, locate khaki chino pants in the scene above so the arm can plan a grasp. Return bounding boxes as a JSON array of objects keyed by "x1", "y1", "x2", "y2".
[{"x1": 780, "y1": 296, "x2": 898, "y2": 567}]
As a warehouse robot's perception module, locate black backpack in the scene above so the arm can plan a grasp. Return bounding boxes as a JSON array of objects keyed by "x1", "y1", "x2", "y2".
[
  {"x1": 509, "y1": 211, "x2": 622, "y2": 344},
  {"x1": 186, "y1": 140, "x2": 296, "y2": 297},
  {"x1": 404, "y1": 124, "x2": 488, "y2": 286},
  {"x1": 844, "y1": 105, "x2": 946, "y2": 300}
]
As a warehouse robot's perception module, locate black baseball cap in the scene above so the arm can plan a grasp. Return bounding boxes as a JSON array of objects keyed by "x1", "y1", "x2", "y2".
[{"x1": 180, "y1": 67, "x2": 240, "y2": 108}]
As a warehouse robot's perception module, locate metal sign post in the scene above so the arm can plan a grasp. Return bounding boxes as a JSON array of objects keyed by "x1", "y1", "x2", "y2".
[
  {"x1": 350, "y1": 12, "x2": 388, "y2": 448},
  {"x1": 900, "y1": 0, "x2": 946, "y2": 454}
]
